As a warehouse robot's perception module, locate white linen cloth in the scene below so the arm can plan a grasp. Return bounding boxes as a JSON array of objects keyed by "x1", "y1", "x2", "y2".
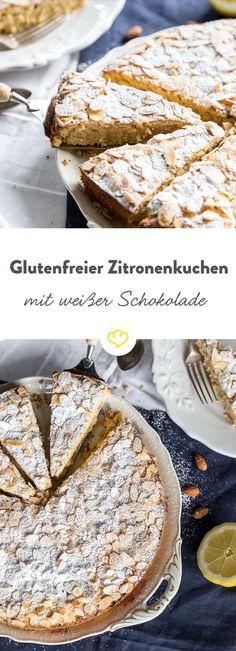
[
  {"x1": 0, "y1": 53, "x2": 77, "y2": 228},
  {"x1": 0, "y1": 339, "x2": 164, "y2": 410}
]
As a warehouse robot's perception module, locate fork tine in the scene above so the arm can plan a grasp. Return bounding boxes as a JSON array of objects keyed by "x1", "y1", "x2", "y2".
[
  {"x1": 17, "y1": 14, "x2": 63, "y2": 44},
  {"x1": 187, "y1": 363, "x2": 205, "y2": 404},
  {"x1": 186, "y1": 340, "x2": 218, "y2": 406},
  {"x1": 193, "y1": 361, "x2": 210, "y2": 403},
  {"x1": 197, "y1": 362, "x2": 216, "y2": 402},
  {"x1": 207, "y1": 374, "x2": 218, "y2": 400}
]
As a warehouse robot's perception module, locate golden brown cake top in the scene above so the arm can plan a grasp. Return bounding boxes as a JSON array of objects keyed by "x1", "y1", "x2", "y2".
[
  {"x1": 49, "y1": 72, "x2": 199, "y2": 142},
  {"x1": 80, "y1": 122, "x2": 224, "y2": 220},
  {"x1": 104, "y1": 19, "x2": 236, "y2": 123},
  {"x1": 49, "y1": 371, "x2": 109, "y2": 477},
  {"x1": 0, "y1": 386, "x2": 51, "y2": 492},
  {"x1": 0, "y1": 416, "x2": 165, "y2": 630},
  {"x1": 143, "y1": 136, "x2": 236, "y2": 228},
  {"x1": 200, "y1": 340, "x2": 236, "y2": 411}
]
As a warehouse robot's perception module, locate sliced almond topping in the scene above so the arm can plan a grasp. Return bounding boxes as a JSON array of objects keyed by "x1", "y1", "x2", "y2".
[
  {"x1": 99, "y1": 596, "x2": 114, "y2": 610},
  {"x1": 165, "y1": 145, "x2": 177, "y2": 166},
  {"x1": 88, "y1": 109, "x2": 105, "y2": 121}
]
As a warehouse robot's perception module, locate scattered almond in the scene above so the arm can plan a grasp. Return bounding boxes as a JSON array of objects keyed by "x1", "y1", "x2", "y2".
[
  {"x1": 194, "y1": 451, "x2": 208, "y2": 472},
  {"x1": 165, "y1": 145, "x2": 177, "y2": 166},
  {"x1": 123, "y1": 384, "x2": 132, "y2": 394},
  {"x1": 182, "y1": 485, "x2": 200, "y2": 497},
  {"x1": 122, "y1": 25, "x2": 143, "y2": 41},
  {"x1": 192, "y1": 507, "x2": 209, "y2": 520}
]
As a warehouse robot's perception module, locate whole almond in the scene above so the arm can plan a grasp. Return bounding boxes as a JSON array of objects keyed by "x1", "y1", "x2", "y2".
[
  {"x1": 182, "y1": 485, "x2": 200, "y2": 497},
  {"x1": 123, "y1": 25, "x2": 143, "y2": 41},
  {"x1": 192, "y1": 507, "x2": 209, "y2": 520},
  {"x1": 194, "y1": 451, "x2": 208, "y2": 472}
]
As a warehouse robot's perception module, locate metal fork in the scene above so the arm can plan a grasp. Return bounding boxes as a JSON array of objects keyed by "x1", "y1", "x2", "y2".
[
  {"x1": 185, "y1": 340, "x2": 217, "y2": 404},
  {"x1": 0, "y1": 14, "x2": 65, "y2": 50}
]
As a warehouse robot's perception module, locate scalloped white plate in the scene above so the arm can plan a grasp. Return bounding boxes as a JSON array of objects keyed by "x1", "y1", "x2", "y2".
[
  {"x1": 0, "y1": 376, "x2": 181, "y2": 645},
  {"x1": 0, "y1": 0, "x2": 126, "y2": 72},
  {"x1": 152, "y1": 340, "x2": 236, "y2": 458}
]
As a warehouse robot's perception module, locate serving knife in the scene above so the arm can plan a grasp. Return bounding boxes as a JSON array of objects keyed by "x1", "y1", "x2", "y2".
[
  {"x1": 66, "y1": 339, "x2": 102, "y2": 380},
  {"x1": 0, "y1": 82, "x2": 48, "y2": 123}
]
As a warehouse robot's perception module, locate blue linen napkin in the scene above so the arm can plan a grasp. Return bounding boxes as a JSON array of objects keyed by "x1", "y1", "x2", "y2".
[
  {"x1": 1, "y1": 408, "x2": 236, "y2": 651},
  {"x1": 66, "y1": 0, "x2": 218, "y2": 227}
]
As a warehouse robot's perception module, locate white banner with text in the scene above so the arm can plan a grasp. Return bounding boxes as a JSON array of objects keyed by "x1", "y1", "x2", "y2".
[{"x1": 0, "y1": 228, "x2": 234, "y2": 340}]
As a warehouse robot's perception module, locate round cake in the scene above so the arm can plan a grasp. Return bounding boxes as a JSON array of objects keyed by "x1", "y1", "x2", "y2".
[{"x1": 0, "y1": 380, "x2": 166, "y2": 632}]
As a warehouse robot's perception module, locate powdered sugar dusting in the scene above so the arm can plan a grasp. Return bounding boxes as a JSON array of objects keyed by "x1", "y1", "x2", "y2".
[
  {"x1": 0, "y1": 386, "x2": 51, "y2": 492},
  {"x1": 138, "y1": 408, "x2": 214, "y2": 541},
  {"x1": 0, "y1": 416, "x2": 165, "y2": 630},
  {"x1": 50, "y1": 372, "x2": 109, "y2": 477},
  {"x1": 81, "y1": 122, "x2": 224, "y2": 222}
]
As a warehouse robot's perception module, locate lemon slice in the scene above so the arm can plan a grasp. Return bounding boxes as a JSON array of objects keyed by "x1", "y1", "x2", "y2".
[
  {"x1": 197, "y1": 523, "x2": 236, "y2": 587},
  {"x1": 208, "y1": 0, "x2": 236, "y2": 16}
]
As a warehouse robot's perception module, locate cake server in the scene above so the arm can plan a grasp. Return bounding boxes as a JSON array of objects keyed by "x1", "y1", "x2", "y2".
[
  {"x1": 0, "y1": 340, "x2": 101, "y2": 388},
  {"x1": 0, "y1": 339, "x2": 143, "y2": 387},
  {"x1": 0, "y1": 82, "x2": 48, "y2": 123},
  {"x1": 0, "y1": 83, "x2": 104, "y2": 150},
  {"x1": 0, "y1": 337, "x2": 144, "y2": 388},
  {"x1": 66, "y1": 339, "x2": 103, "y2": 380}
]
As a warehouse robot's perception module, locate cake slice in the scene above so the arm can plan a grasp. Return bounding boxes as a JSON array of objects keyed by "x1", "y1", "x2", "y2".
[
  {"x1": 197, "y1": 340, "x2": 236, "y2": 426},
  {"x1": 49, "y1": 372, "x2": 110, "y2": 478},
  {"x1": 80, "y1": 121, "x2": 224, "y2": 225},
  {"x1": 0, "y1": 0, "x2": 85, "y2": 35},
  {"x1": 0, "y1": 386, "x2": 51, "y2": 492},
  {"x1": 104, "y1": 19, "x2": 236, "y2": 126},
  {"x1": 140, "y1": 135, "x2": 236, "y2": 228},
  {"x1": 46, "y1": 72, "x2": 200, "y2": 148},
  {"x1": 0, "y1": 446, "x2": 37, "y2": 501}
]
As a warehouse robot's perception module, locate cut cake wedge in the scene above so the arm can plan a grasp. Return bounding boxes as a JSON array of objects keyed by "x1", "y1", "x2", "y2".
[
  {"x1": 46, "y1": 72, "x2": 200, "y2": 148},
  {"x1": 0, "y1": 445, "x2": 37, "y2": 501},
  {"x1": 0, "y1": 386, "x2": 51, "y2": 492},
  {"x1": 140, "y1": 135, "x2": 236, "y2": 228},
  {"x1": 49, "y1": 372, "x2": 110, "y2": 478},
  {"x1": 104, "y1": 19, "x2": 236, "y2": 126}
]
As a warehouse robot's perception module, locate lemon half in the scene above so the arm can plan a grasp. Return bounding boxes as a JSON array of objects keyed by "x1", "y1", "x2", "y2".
[
  {"x1": 197, "y1": 523, "x2": 236, "y2": 587},
  {"x1": 208, "y1": 0, "x2": 236, "y2": 16}
]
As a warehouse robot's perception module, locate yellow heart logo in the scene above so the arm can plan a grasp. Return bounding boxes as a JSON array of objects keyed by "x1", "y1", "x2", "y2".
[{"x1": 107, "y1": 330, "x2": 129, "y2": 348}]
